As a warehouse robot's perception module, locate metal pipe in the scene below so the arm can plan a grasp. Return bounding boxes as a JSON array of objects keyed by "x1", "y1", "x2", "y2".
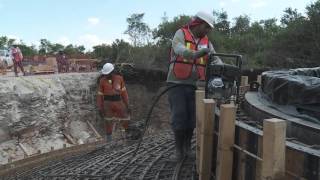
[{"x1": 233, "y1": 144, "x2": 263, "y2": 161}]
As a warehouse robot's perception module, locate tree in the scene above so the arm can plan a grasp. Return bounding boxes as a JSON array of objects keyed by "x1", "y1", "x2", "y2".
[
  {"x1": 0, "y1": 36, "x2": 8, "y2": 48},
  {"x1": 39, "y1": 39, "x2": 52, "y2": 55},
  {"x1": 92, "y1": 44, "x2": 113, "y2": 60},
  {"x1": 232, "y1": 15, "x2": 250, "y2": 34},
  {"x1": 281, "y1": 8, "x2": 303, "y2": 26},
  {"x1": 50, "y1": 43, "x2": 65, "y2": 54},
  {"x1": 18, "y1": 44, "x2": 37, "y2": 57},
  {"x1": 153, "y1": 15, "x2": 191, "y2": 45},
  {"x1": 124, "y1": 13, "x2": 151, "y2": 47},
  {"x1": 213, "y1": 10, "x2": 230, "y2": 34},
  {"x1": 111, "y1": 39, "x2": 131, "y2": 63}
]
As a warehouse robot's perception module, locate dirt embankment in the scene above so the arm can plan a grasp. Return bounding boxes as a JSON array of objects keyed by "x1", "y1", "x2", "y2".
[{"x1": 0, "y1": 68, "x2": 169, "y2": 165}]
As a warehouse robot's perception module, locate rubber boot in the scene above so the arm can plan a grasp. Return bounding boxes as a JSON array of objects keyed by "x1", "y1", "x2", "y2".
[
  {"x1": 174, "y1": 130, "x2": 185, "y2": 162},
  {"x1": 106, "y1": 134, "x2": 112, "y2": 142},
  {"x1": 184, "y1": 128, "x2": 194, "y2": 157}
]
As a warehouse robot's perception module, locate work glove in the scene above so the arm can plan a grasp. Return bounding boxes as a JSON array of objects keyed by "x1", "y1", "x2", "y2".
[{"x1": 194, "y1": 48, "x2": 210, "y2": 59}]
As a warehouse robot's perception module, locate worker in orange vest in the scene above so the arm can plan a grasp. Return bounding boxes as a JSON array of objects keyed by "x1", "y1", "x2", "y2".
[
  {"x1": 167, "y1": 11, "x2": 222, "y2": 161},
  {"x1": 11, "y1": 45, "x2": 25, "y2": 77},
  {"x1": 97, "y1": 63, "x2": 130, "y2": 141}
]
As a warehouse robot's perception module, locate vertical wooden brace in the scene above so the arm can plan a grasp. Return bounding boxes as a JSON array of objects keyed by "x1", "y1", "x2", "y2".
[
  {"x1": 261, "y1": 118, "x2": 286, "y2": 180},
  {"x1": 216, "y1": 104, "x2": 236, "y2": 180},
  {"x1": 199, "y1": 99, "x2": 215, "y2": 180},
  {"x1": 196, "y1": 89, "x2": 205, "y2": 173}
]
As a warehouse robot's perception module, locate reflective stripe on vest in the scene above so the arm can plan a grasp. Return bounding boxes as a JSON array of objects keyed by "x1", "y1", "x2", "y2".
[{"x1": 170, "y1": 28, "x2": 209, "y2": 80}]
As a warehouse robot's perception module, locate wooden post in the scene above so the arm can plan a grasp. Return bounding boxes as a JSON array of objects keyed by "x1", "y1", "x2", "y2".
[
  {"x1": 216, "y1": 104, "x2": 236, "y2": 180},
  {"x1": 261, "y1": 118, "x2": 286, "y2": 180},
  {"x1": 199, "y1": 99, "x2": 215, "y2": 180},
  {"x1": 240, "y1": 76, "x2": 249, "y2": 95},
  {"x1": 18, "y1": 143, "x2": 30, "y2": 157},
  {"x1": 196, "y1": 89, "x2": 205, "y2": 173},
  {"x1": 257, "y1": 75, "x2": 262, "y2": 84},
  {"x1": 241, "y1": 76, "x2": 249, "y2": 86}
]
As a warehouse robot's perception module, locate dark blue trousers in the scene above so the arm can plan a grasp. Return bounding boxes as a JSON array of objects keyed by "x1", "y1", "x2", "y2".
[{"x1": 168, "y1": 84, "x2": 196, "y2": 131}]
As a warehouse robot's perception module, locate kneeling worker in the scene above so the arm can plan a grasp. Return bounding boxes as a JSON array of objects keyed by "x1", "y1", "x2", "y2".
[{"x1": 97, "y1": 63, "x2": 130, "y2": 141}]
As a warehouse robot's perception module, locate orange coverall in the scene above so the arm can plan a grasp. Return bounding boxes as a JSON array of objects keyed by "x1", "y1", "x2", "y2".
[{"x1": 97, "y1": 74, "x2": 129, "y2": 135}]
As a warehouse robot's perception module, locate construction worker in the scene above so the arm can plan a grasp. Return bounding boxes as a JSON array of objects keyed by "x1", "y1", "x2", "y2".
[
  {"x1": 97, "y1": 63, "x2": 130, "y2": 141},
  {"x1": 56, "y1": 51, "x2": 69, "y2": 73},
  {"x1": 0, "y1": 61, "x2": 6, "y2": 75},
  {"x1": 11, "y1": 45, "x2": 25, "y2": 77},
  {"x1": 167, "y1": 11, "x2": 222, "y2": 161}
]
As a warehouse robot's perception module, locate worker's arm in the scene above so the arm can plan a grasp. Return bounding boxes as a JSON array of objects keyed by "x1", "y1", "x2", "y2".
[
  {"x1": 120, "y1": 77, "x2": 129, "y2": 108},
  {"x1": 172, "y1": 29, "x2": 210, "y2": 60},
  {"x1": 208, "y1": 42, "x2": 223, "y2": 64}
]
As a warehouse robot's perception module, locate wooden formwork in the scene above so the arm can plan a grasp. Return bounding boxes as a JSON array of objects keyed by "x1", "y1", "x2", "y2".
[
  {"x1": 234, "y1": 121, "x2": 320, "y2": 180},
  {"x1": 196, "y1": 76, "x2": 320, "y2": 180}
]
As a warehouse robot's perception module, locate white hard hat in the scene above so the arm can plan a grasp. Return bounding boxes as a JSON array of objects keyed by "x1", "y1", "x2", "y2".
[
  {"x1": 101, "y1": 63, "x2": 114, "y2": 75},
  {"x1": 195, "y1": 11, "x2": 214, "y2": 28}
]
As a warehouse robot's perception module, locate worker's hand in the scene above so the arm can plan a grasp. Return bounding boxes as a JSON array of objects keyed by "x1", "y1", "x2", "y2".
[{"x1": 195, "y1": 48, "x2": 210, "y2": 58}]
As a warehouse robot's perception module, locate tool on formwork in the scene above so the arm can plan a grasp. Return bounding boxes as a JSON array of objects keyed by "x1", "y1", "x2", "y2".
[{"x1": 205, "y1": 53, "x2": 242, "y2": 105}]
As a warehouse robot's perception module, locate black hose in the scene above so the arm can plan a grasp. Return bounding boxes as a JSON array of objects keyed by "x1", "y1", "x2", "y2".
[{"x1": 112, "y1": 83, "x2": 195, "y2": 179}]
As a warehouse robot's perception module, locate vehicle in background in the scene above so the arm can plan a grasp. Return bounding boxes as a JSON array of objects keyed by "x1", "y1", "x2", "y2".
[{"x1": 0, "y1": 49, "x2": 14, "y2": 68}]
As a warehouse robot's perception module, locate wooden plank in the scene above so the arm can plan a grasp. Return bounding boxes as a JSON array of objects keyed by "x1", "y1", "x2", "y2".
[
  {"x1": 0, "y1": 140, "x2": 104, "y2": 177},
  {"x1": 63, "y1": 133, "x2": 77, "y2": 145},
  {"x1": 257, "y1": 75, "x2": 262, "y2": 84},
  {"x1": 236, "y1": 128, "x2": 248, "y2": 180},
  {"x1": 255, "y1": 136, "x2": 262, "y2": 180},
  {"x1": 216, "y1": 104, "x2": 236, "y2": 180},
  {"x1": 18, "y1": 143, "x2": 31, "y2": 157},
  {"x1": 285, "y1": 148, "x2": 305, "y2": 180},
  {"x1": 195, "y1": 89, "x2": 205, "y2": 173},
  {"x1": 86, "y1": 120, "x2": 102, "y2": 139},
  {"x1": 241, "y1": 76, "x2": 249, "y2": 86},
  {"x1": 261, "y1": 118, "x2": 286, "y2": 180},
  {"x1": 199, "y1": 99, "x2": 215, "y2": 180}
]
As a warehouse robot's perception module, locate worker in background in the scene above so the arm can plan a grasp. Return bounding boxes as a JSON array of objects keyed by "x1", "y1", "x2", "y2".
[
  {"x1": 56, "y1": 51, "x2": 69, "y2": 73},
  {"x1": 0, "y1": 58, "x2": 7, "y2": 75},
  {"x1": 11, "y1": 45, "x2": 25, "y2": 77},
  {"x1": 97, "y1": 63, "x2": 130, "y2": 141},
  {"x1": 167, "y1": 11, "x2": 222, "y2": 161}
]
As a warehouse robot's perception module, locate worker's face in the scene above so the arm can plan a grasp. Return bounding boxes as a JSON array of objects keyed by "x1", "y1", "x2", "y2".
[{"x1": 195, "y1": 23, "x2": 212, "y2": 38}]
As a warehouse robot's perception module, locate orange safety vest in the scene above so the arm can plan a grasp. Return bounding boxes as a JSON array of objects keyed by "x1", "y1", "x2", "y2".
[
  {"x1": 170, "y1": 28, "x2": 209, "y2": 80},
  {"x1": 12, "y1": 48, "x2": 23, "y2": 62},
  {"x1": 97, "y1": 74, "x2": 129, "y2": 111}
]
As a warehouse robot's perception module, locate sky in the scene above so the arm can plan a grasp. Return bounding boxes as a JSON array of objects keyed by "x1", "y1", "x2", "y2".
[{"x1": 0, "y1": 0, "x2": 316, "y2": 50}]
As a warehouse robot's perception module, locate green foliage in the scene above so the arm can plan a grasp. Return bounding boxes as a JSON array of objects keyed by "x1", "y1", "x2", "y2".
[
  {"x1": 18, "y1": 44, "x2": 37, "y2": 57},
  {"x1": 2, "y1": 1, "x2": 320, "y2": 70}
]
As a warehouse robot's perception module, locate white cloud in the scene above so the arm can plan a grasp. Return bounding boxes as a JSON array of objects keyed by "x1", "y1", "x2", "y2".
[
  {"x1": 250, "y1": 0, "x2": 267, "y2": 8},
  {"x1": 57, "y1": 36, "x2": 71, "y2": 46},
  {"x1": 7, "y1": 35, "x2": 21, "y2": 44},
  {"x1": 87, "y1": 17, "x2": 100, "y2": 26},
  {"x1": 219, "y1": 1, "x2": 227, "y2": 7},
  {"x1": 77, "y1": 34, "x2": 110, "y2": 50}
]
